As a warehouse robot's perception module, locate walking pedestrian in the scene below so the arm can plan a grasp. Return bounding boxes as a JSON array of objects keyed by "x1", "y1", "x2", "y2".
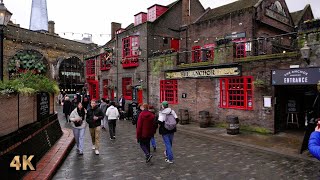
[
  {"x1": 69, "y1": 102, "x2": 87, "y2": 155},
  {"x1": 137, "y1": 103, "x2": 155, "y2": 163},
  {"x1": 308, "y1": 120, "x2": 320, "y2": 160},
  {"x1": 86, "y1": 99, "x2": 104, "y2": 155},
  {"x1": 100, "y1": 98, "x2": 108, "y2": 130},
  {"x1": 106, "y1": 101, "x2": 119, "y2": 140},
  {"x1": 119, "y1": 95, "x2": 126, "y2": 111},
  {"x1": 158, "y1": 101, "x2": 179, "y2": 164},
  {"x1": 148, "y1": 105, "x2": 158, "y2": 152},
  {"x1": 63, "y1": 96, "x2": 72, "y2": 123}
]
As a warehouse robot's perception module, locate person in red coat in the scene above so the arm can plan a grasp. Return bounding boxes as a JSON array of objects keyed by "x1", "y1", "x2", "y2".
[{"x1": 136, "y1": 103, "x2": 155, "y2": 163}]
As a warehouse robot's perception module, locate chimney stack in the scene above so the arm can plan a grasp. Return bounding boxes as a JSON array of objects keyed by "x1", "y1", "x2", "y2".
[
  {"x1": 48, "y1": 21, "x2": 55, "y2": 34},
  {"x1": 182, "y1": 0, "x2": 191, "y2": 25},
  {"x1": 111, "y1": 22, "x2": 121, "y2": 39}
]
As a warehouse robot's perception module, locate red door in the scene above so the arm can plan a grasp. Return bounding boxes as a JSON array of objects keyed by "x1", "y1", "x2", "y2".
[
  {"x1": 171, "y1": 39, "x2": 180, "y2": 51},
  {"x1": 137, "y1": 89, "x2": 143, "y2": 104}
]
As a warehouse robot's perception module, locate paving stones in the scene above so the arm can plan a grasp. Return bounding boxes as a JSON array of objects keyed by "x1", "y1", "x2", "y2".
[{"x1": 53, "y1": 106, "x2": 320, "y2": 179}]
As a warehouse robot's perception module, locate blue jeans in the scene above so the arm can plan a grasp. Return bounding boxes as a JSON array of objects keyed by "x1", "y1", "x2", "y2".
[
  {"x1": 73, "y1": 128, "x2": 86, "y2": 153},
  {"x1": 162, "y1": 133, "x2": 174, "y2": 161},
  {"x1": 150, "y1": 136, "x2": 156, "y2": 148}
]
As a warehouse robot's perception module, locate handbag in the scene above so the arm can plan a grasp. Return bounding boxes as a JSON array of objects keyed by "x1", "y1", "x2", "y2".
[{"x1": 74, "y1": 120, "x2": 83, "y2": 127}]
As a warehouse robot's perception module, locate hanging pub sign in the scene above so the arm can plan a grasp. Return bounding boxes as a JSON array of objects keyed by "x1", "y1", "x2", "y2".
[
  {"x1": 272, "y1": 67, "x2": 320, "y2": 85},
  {"x1": 165, "y1": 65, "x2": 241, "y2": 79}
]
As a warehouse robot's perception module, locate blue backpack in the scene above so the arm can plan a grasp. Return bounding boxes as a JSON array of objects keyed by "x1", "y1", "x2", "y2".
[{"x1": 164, "y1": 111, "x2": 176, "y2": 130}]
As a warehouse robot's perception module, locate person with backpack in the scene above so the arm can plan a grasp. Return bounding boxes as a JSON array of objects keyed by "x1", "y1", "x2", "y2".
[
  {"x1": 158, "y1": 101, "x2": 179, "y2": 164},
  {"x1": 136, "y1": 103, "x2": 155, "y2": 163}
]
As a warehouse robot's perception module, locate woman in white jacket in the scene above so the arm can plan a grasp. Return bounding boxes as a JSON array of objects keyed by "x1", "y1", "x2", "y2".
[
  {"x1": 106, "y1": 101, "x2": 119, "y2": 140},
  {"x1": 69, "y1": 102, "x2": 87, "y2": 155}
]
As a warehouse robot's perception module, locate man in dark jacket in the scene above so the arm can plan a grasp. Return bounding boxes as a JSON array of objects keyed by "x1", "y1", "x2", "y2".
[
  {"x1": 86, "y1": 99, "x2": 104, "y2": 155},
  {"x1": 158, "y1": 101, "x2": 179, "y2": 164},
  {"x1": 136, "y1": 103, "x2": 155, "y2": 163}
]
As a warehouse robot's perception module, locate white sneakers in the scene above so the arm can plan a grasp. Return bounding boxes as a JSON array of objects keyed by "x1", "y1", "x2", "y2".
[
  {"x1": 95, "y1": 150, "x2": 100, "y2": 155},
  {"x1": 92, "y1": 145, "x2": 95, "y2": 150}
]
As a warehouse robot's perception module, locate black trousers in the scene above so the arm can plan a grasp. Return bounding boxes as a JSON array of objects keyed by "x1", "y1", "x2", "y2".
[
  {"x1": 108, "y1": 120, "x2": 117, "y2": 138},
  {"x1": 139, "y1": 138, "x2": 151, "y2": 157}
]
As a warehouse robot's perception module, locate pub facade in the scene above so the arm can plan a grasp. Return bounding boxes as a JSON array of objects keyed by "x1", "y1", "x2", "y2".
[
  {"x1": 88, "y1": 0, "x2": 318, "y2": 134},
  {"x1": 149, "y1": 0, "x2": 317, "y2": 133}
]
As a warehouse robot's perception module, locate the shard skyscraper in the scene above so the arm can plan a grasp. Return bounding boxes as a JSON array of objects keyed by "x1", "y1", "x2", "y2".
[{"x1": 29, "y1": 0, "x2": 48, "y2": 31}]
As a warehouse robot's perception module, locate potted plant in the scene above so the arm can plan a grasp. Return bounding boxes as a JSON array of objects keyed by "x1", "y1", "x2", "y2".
[{"x1": 253, "y1": 79, "x2": 266, "y2": 88}]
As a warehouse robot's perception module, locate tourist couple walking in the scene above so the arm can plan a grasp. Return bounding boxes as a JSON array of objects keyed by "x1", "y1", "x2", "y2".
[{"x1": 136, "y1": 101, "x2": 178, "y2": 164}]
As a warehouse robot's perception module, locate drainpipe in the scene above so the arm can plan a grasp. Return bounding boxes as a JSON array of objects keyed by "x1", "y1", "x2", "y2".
[
  {"x1": 116, "y1": 34, "x2": 119, "y2": 102},
  {"x1": 146, "y1": 24, "x2": 149, "y2": 104}
]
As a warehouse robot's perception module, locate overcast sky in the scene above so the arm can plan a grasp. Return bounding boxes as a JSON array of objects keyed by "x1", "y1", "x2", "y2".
[{"x1": 5, "y1": 0, "x2": 320, "y2": 45}]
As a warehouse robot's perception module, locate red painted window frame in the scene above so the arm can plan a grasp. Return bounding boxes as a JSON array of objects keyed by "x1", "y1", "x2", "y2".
[
  {"x1": 220, "y1": 76, "x2": 253, "y2": 110},
  {"x1": 102, "y1": 79, "x2": 108, "y2": 99},
  {"x1": 86, "y1": 59, "x2": 95, "y2": 77},
  {"x1": 122, "y1": 36, "x2": 139, "y2": 68},
  {"x1": 160, "y1": 80, "x2": 178, "y2": 104},
  {"x1": 202, "y1": 44, "x2": 215, "y2": 61},
  {"x1": 192, "y1": 46, "x2": 201, "y2": 63},
  {"x1": 122, "y1": 77, "x2": 132, "y2": 100},
  {"x1": 100, "y1": 53, "x2": 111, "y2": 71},
  {"x1": 233, "y1": 38, "x2": 246, "y2": 58},
  {"x1": 88, "y1": 80, "x2": 99, "y2": 100}
]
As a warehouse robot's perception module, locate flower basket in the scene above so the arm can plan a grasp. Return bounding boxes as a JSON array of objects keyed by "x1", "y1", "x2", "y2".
[{"x1": 253, "y1": 79, "x2": 267, "y2": 88}]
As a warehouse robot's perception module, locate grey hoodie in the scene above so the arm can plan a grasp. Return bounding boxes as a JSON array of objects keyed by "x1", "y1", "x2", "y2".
[{"x1": 158, "y1": 108, "x2": 178, "y2": 122}]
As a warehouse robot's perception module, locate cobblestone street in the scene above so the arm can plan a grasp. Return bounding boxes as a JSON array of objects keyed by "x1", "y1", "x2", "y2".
[{"x1": 53, "y1": 107, "x2": 320, "y2": 180}]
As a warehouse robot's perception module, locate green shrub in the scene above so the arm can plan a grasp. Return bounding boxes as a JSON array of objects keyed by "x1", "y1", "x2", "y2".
[{"x1": 0, "y1": 72, "x2": 59, "y2": 95}]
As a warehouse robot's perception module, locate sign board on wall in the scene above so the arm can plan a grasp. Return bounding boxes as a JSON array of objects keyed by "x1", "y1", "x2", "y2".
[
  {"x1": 165, "y1": 66, "x2": 241, "y2": 79},
  {"x1": 37, "y1": 92, "x2": 50, "y2": 121},
  {"x1": 272, "y1": 68, "x2": 320, "y2": 85}
]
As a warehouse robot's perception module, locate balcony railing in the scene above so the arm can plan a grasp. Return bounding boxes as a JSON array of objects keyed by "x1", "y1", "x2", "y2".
[{"x1": 177, "y1": 36, "x2": 299, "y2": 67}]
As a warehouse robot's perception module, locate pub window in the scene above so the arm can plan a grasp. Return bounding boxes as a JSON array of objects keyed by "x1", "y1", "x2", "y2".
[
  {"x1": 233, "y1": 38, "x2": 246, "y2": 58},
  {"x1": 192, "y1": 46, "x2": 201, "y2": 63},
  {"x1": 160, "y1": 80, "x2": 178, "y2": 104},
  {"x1": 86, "y1": 59, "x2": 95, "y2": 76},
  {"x1": 122, "y1": 77, "x2": 132, "y2": 100},
  {"x1": 220, "y1": 76, "x2": 253, "y2": 110},
  {"x1": 202, "y1": 44, "x2": 215, "y2": 62},
  {"x1": 122, "y1": 36, "x2": 139, "y2": 57}
]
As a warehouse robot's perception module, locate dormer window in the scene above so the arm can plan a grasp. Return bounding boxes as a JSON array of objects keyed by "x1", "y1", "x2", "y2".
[
  {"x1": 134, "y1": 12, "x2": 147, "y2": 26},
  {"x1": 147, "y1": 4, "x2": 168, "y2": 22}
]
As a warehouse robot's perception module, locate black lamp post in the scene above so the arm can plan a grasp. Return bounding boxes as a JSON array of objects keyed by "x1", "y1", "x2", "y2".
[{"x1": 0, "y1": 0, "x2": 12, "y2": 81}]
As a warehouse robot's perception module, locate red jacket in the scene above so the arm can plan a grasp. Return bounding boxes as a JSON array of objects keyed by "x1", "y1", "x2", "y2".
[{"x1": 136, "y1": 110, "x2": 155, "y2": 139}]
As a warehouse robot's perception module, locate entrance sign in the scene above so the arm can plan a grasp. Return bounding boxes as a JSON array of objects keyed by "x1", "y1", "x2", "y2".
[
  {"x1": 165, "y1": 66, "x2": 241, "y2": 79},
  {"x1": 272, "y1": 68, "x2": 320, "y2": 85}
]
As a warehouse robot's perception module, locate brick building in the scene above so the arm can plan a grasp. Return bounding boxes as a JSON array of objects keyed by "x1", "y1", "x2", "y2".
[
  {"x1": 88, "y1": 0, "x2": 319, "y2": 134},
  {"x1": 3, "y1": 21, "x2": 97, "y2": 94}
]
